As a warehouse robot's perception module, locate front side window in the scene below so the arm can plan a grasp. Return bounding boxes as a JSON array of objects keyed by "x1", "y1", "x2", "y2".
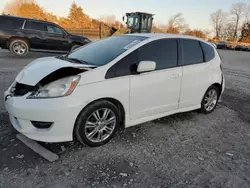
[
  {"x1": 46, "y1": 24, "x2": 64, "y2": 35},
  {"x1": 67, "y1": 36, "x2": 147, "y2": 66},
  {"x1": 182, "y1": 39, "x2": 203, "y2": 65},
  {"x1": 139, "y1": 39, "x2": 178, "y2": 70}
]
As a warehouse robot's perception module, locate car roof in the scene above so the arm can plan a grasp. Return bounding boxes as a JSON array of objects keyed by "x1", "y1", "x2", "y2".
[
  {"x1": 0, "y1": 15, "x2": 54, "y2": 25},
  {"x1": 124, "y1": 33, "x2": 206, "y2": 41}
]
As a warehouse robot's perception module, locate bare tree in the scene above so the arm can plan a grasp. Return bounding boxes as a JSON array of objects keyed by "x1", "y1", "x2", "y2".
[
  {"x1": 244, "y1": 4, "x2": 250, "y2": 23},
  {"x1": 231, "y1": 2, "x2": 247, "y2": 40},
  {"x1": 210, "y1": 9, "x2": 227, "y2": 39},
  {"x1": 167, "y1": 13, "x2": 188, "y2": 33}
]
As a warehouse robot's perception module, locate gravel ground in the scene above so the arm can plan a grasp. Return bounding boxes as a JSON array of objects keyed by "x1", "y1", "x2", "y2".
[{"x1": 0, "y1": 49, "x2": 250, "y2": 188}]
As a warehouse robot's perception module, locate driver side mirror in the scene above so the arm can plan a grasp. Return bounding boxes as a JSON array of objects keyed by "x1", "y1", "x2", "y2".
[{"x1": 137, "y1": 61, "x2": 156, "y2": 73}]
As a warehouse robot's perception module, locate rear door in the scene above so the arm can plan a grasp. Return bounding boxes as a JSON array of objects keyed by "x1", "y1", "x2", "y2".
[
  {"x1": 129, "y1": 38, "x2": 182, "y2": 119},
  {"x1": 179, "y1": 39, "x2": 211, "y2": 108},
  {"x1": 44, "y1": 24, "x2": 69, "y2": 51},
  {"x1": 23, "y1": 20, "x2": 46, "y2": 50}
]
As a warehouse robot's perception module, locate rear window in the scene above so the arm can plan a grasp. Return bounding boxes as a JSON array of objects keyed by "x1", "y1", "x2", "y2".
[
  {"x1": 0, "y1": 17, "x2": 24, "y2": 29},
  {"x1": 200, "y1": 42, "x2": 215, "y2": 62},
  {"x1": 68, "y1": 36, "x2": 147, "y2": 66}
]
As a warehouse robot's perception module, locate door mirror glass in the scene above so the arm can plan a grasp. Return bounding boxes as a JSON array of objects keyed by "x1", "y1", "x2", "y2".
[{"x1": 137, "y1": 61, "x2": 156, "y2": 73}]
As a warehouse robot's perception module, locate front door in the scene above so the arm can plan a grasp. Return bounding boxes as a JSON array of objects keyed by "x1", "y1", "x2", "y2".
[
  {"x1": 44, "y1": 24, "x2": 69, "y2": 51},
  {"x1": 129, "y1": 39, "x2": 182, "y2": 119}
]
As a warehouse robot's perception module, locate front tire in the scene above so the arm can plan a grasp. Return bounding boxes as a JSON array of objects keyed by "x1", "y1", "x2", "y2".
[
  {"x1": 74, "y1": 100, "x2": 120, "y2": 147},
  {"x1": 200, "y1": 86, "x2": 219, "y2": 114},
  {"x1": 9, "y1": 39, "x2": 29, "y2": 56}
]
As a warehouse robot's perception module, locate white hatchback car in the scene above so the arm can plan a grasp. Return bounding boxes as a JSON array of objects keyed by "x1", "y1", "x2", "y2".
[{"x1": 4, "y1": 34, "x2": 225, "y2": 146}]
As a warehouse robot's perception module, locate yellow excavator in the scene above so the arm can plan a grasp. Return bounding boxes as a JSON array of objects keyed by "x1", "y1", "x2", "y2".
[{"x1": 100, "y1": 12, "x2": 154, "y2": 38}]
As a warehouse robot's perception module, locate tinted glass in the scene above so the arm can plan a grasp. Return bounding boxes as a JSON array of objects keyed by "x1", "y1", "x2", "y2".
[
  {"x1": 200, "y1": 42, "x2": 215, "y2": 62},
  {"x1": 105, "y1": 50, "x2": 139, "y2": 79},
  {"x1": 139, "y1": 39, "x2": 178, "y2": 70},
  {"x1": 182, "y1": 39, "x2": 203, "y2": 65},
  {"x1": 26, "y1": 21, "x2": 46, "y2": 31},
  {"x1": 0, "y1": 17, "x2": 24, "y2": 29},
  {"x1": 47, "y1": 24, "x2": 63, "y2": 34},
  {"x1": 68, "y1": 36, "x2": 147, "y2": 66}
]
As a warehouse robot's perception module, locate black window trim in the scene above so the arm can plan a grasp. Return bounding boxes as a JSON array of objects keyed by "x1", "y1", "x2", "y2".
[
  {"x1": 21, "y1": 20, "x2": 26, "y2": 29},
  {"x1": 180, "y1": 38, "x2": 206, "y2": 67},
  {"x1": 105, "y1": 38, "x2": 181, "y2": 79},
  {"x1": 199, "y1": 41, "x2": 206, "y2": 62}
]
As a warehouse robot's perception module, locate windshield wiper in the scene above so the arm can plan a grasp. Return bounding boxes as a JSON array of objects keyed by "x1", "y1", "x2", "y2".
[
  {"x1": 57, "y1": 56, "x2": 91, "y2": 65},
  {"x1": 67, "y1": 58, "x2": 90, "y2": 65}
]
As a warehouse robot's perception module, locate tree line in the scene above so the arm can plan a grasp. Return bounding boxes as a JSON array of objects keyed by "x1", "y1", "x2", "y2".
[
  {"x1": 211, "y1": 2, "x2": 250, "y2": 42},
  {"x1": 2, "y1": 0, "x2": 250, "y2": 42}
]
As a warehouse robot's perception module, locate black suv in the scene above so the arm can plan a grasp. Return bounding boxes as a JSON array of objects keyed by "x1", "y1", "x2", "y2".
[{"x1": 0, "y1": 15, "x2": 91, "y2": 56}]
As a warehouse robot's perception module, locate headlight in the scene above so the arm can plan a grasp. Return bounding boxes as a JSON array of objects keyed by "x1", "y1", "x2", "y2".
[{"x1": 27, "y1": 75, "x2": 80, "y2": 99}]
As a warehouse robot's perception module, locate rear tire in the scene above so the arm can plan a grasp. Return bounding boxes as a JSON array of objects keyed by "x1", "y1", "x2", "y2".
[
  {"x1": 9, "y1": 39, "x2": 29, "y2": 56},
  {"x1": 74, "y1": 100, "x2": 120, "y2": 147},
  {"x1": 200, "y1": 86, "x2": 219, "y2": 114}
]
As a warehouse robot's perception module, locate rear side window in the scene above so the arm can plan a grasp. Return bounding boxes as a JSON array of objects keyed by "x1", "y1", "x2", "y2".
[
  {"x1": 200, "y1": 42, "x2": 215, "y2": 62},
  {"x1": 24, "y1": 21, "x2": 46, "y2": 31},
  {"x1": 0, "y1": 17, "x2": 24, "y2": 29},
  {"x1": 139, "y1": 39, "x2": 178, "y2": 70},
  {"x1": 182, "y1": 39, "x2": 203, "y2": 65}
]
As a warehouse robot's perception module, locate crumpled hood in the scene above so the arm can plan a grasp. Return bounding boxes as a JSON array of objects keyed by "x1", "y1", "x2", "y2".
[{"x1": 15, "y1": 57, "x2": 95, "y2": 86}]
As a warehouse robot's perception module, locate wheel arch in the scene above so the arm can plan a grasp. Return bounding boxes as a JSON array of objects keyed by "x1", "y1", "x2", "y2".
[
  {"x1": 210, "y1": 83, "x2": 222, "y2": 96},
  {"x1": 8, "y1": 37, "x2": 30, "y2": 49},
  {"x1": 74, "y1": 97, "x2": 126, "y2": 133}
]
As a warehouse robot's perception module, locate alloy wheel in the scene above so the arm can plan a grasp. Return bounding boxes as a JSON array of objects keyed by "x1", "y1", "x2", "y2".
[
  {"x1": 204, "y1": 89, "x2": 218, "y2": 111},
  {"x1": 84, "y1": 108, "x2": 116, "y2": 143},
  {"x1": 12, "y1": 42, "x2": 27, "y2": 55}
]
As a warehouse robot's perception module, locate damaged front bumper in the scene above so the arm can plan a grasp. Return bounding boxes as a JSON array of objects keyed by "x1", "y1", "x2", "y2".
[{"x1": 4, "y1": 89, "x2": 84, "y2": 142}]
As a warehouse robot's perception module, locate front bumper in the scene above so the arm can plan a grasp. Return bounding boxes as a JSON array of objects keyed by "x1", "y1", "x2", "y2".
[{"x1": 4, "y1": 91, "x2": 84, "y2": 142}]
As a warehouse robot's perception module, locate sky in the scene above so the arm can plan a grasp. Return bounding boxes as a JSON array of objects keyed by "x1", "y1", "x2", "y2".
[{"x1": 0, "y1": 0, "x2": 249, "y2": 30}]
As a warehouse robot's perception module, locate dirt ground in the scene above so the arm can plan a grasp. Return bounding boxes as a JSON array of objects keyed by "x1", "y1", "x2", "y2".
[{"x1": 0, "y1": 49, "x2": 249, "y2": 188}]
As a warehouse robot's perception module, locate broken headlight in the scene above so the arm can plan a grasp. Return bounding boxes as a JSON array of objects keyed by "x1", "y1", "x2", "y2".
[{"x1": 27, "y1": 75, "x2": 80, "y2": 99}]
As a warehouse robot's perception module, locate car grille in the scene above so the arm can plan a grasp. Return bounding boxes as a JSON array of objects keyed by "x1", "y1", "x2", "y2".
[{"x1": 11, "y1": 82, "x2": 36, "y2": 96}]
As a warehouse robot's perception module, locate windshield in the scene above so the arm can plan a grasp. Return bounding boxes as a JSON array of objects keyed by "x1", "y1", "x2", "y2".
[
  {"x1": 127, "y1": 15, "x2": 140, "y2": 29},
  {"x1": 67, "y1": 36, "x2": 147, "y2": 66}
]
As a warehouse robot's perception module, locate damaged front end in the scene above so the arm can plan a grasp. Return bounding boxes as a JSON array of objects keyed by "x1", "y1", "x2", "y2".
[
  {"x1": 10, "y1": 67, "x2": 91, "y2": 99},
  {"x1": 9, "y1": 55, "x2": 97, "y2": 99}
]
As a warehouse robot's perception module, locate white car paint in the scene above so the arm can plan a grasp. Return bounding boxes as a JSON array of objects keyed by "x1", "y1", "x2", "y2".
[{"x1": 4, "y1": 33, "x2": 225, "y2": 143}]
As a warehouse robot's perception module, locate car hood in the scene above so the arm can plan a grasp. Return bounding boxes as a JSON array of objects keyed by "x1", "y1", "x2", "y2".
[{"x1": 15, "y1": 57, "x2": 96, "y2": 86}]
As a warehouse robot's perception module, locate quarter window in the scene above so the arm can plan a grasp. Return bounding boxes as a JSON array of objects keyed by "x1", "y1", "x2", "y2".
[
  {"x1": 182, "y1": 39, "x2": 203, "y2": 65},
  {"x1": 200, "y1": 42, "x2": 215, "y2": 62},
  {"x1": 0, "y1": 17, "x2": 24, "y2": 29},
  {"x1": 139, "y1": 39, "x2": 178, "y2": 70}
]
